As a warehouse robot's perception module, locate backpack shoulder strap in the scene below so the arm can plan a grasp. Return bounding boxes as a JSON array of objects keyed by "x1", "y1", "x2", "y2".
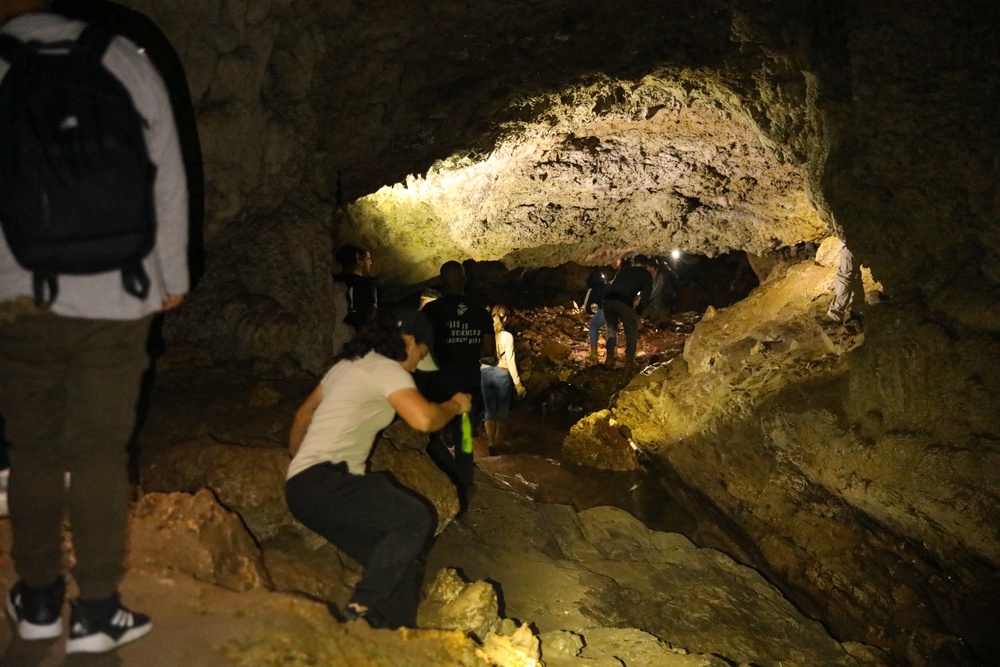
[
  {"x1": 74, "y1": 24, "x2": 114, "y2": 61},
  {"x1": 0, "y1": 33, "x2": 25, "y2": 63}
]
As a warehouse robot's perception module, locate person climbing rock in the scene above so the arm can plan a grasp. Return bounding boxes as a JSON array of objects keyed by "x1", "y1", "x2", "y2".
[{"x1": 285, "y1": 307, "x2": 471, "y2": 629}]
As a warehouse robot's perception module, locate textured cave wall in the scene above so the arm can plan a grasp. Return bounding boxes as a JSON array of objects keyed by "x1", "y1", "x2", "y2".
[
  {"x1": 733, "y1": 0, "x2": 1000, "y2": 517},
  {"x1": 733, "y1": 0, "x2": 1000, "y2": 312},
  {"x1": 128, "y1": 0, "x2": 842, "y2": 368},
  {"x1": 612, "y1": 249, "x2": 1000, "y2": 664},
  {"x1": 346, "y1": 75, "x2": 829, "y2": 284},
  {"x1": 114, "y1": 1, "x2": 1000, "y2": 662},
  {"x1": 127, "y1": 0, "x2": 998, "y2": 322}
]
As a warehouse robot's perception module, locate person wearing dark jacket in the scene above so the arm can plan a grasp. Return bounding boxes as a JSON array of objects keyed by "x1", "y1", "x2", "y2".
[
  {"x1": 419, "y1": 261, "x2": 494, "y2": 499},
  {"x1": 582, "y1": 257, "x2": 626, "y2": 363},
  {"x1": 602, "y1": 255, "x2": 653, "y2": 368}
]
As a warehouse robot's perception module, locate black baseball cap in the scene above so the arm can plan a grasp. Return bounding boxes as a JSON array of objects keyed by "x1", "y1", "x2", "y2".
[{"x1": 392, "y1": 307, "x2": 439, "y2": 371}]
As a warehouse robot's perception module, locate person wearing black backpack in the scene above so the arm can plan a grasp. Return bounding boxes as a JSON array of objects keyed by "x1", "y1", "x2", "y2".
[{"x1": 0, "y1": 0, "x2": 188, "y2": 655}]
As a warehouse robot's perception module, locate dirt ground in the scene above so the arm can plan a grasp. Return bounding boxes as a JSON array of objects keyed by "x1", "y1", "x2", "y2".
[
  {"x1": 0, "y1": 549, "x2": 323, "y2": 667},
  {"x1": 0, "y1": 307, "x2": 694, "y2": 666}
]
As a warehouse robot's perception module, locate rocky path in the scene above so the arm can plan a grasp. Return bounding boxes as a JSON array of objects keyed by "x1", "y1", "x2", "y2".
[{"x1": 0, "y1": 303, "x2": 874, "y2": 666}]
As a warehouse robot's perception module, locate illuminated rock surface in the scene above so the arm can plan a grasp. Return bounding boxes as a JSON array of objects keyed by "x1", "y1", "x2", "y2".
[{"x1": 4, "y1": 0, "x2": 995, "y2": 665}]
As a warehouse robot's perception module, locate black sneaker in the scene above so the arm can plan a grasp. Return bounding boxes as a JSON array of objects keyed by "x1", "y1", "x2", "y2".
[
  {"x1": 65, "y1": 594, "x2": 151, "y2": 654},
  {"x1": 5, "y1": 577, "x2": 65, "y2": 640}
]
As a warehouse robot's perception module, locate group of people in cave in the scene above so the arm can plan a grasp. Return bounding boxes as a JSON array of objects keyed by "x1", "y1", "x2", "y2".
[
  {"x1": 291, "y1": 236, "x2": 873, "y2": 630},
  {"x1": 0, "y1": 1, "x2": 881, "y2": 654},
  {"x1": 285, "y1": 244, "x2": 681, "y2": 629},
  {"x1": 286, "y1": 249, "x2": 529, "y2": 628},
  {"x1": 584, "y1": 253, "x2": 679, "y2": 368}
]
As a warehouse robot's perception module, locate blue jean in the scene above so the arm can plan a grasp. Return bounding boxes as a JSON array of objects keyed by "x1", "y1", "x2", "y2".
[
  {"x1": 481, "y1": 365, "x2": 513, "y2": 421},
  {"x1": 589, "y1": 308, "x2": 606, "y2": 348}
]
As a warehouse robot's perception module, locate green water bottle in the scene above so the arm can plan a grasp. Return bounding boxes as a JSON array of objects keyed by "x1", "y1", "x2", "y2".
[{"x1": 460, "y1": 413, "x2": 474, "y2": 454}]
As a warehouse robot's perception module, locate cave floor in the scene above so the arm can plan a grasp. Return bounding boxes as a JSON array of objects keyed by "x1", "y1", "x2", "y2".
[{"x1": 0, "y1": 308, "x2": 714, "y2": 666}]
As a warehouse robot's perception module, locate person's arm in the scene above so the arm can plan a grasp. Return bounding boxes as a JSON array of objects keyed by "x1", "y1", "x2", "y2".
[
  {"x1": 501, "y1": 331, "x2": 525, "y2": 394},
  {"x1": 389, "y1": 388, "x2": 471, "y2": 432},
  {"x1": 130, "y1": 44, "x2": 189, "y2": 301},
  {"x1": 289, "y1": 385, "x2": 323, "y2": 456}
]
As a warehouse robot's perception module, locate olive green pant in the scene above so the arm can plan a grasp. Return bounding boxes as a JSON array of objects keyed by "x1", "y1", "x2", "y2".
[{"x1": 0, "y1": 309, "x2": 152, "y2": 598}]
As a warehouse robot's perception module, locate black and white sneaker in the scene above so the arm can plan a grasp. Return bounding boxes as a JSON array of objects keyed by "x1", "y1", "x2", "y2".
[
  {"x1": 5, "y1": 578, "x2": 65, "y2": 640},
  {"x1": 65, "y1": 594, "x2": 151, "y2": 654}
]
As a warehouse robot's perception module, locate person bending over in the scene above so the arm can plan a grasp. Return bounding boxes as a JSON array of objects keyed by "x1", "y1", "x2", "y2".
[
  {"x1": 285, "y1": 307, "x2": 471, "y2": 629},
  {"x1": 602, "y1": 255, "x2": 653, "y2": 368}
]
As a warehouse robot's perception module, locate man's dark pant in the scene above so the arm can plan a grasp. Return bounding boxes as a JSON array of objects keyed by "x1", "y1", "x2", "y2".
[
  {"x1": 0, "y1": 310, "x2": 152, "y2": 599},
  {"x1": 415, "y1": 370, "x2": 477, "y2": 491},
  {"x1": 425, "y1": 416, "x2": 474, "y2": 489},
  {"x1": 602, "y1": 298, "x2": 640, "y2": 365},
  {"x1": 285, "y1": 462, "x2": 434, "y2": 628}
]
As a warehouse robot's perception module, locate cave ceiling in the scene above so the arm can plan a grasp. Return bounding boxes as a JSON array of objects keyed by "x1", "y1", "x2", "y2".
[
  {"x1": 122, "y1": 0, "x2": 1000, "y2": 369},
  {"x1": 132, "y1": 0, "x2": 838, "y2": 284},
  {"x1": 347, "y1": 72, "x2": 828, "y2": 283},
  {"x1": 121, "y1": 0, "x2": 999, "y2": 303}
]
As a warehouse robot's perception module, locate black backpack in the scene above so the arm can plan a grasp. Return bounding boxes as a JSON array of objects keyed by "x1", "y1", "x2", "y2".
[{"x1": 0, "y1": 24, "x2": 156, "y2": 306}]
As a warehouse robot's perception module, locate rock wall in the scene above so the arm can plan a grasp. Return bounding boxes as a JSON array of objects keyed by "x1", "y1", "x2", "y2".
[
  {"x1": 611, "y1": 258, "x2": 1000, "y2": 665},
  {"x1": 104, "y1": 0, "x2": 1000, "y2": 663},
  {"x1": 124, "y1": 0, "x2": 834, "y2": 369}
]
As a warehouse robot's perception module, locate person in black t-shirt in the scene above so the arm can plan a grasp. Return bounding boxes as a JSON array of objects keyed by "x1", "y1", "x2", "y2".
[
  {"x1": 334, "y1": 243, "x2": 378, "y2": 330},
  {"x1": 419, "y1": 261, "x2": 494, "y2": 496},
  {"x1": 603, "y1": 255, "x2": 654, "y2": 369}
]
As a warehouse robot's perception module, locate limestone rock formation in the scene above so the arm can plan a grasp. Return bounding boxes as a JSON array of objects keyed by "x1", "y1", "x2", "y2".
[
  {"x1": 127, "y1": 418, "x2": 875, "y2": 666},
  {"x1": 141, "y1": 437, "x2": 294, "y2": 542},
  {"x1": 561, "y1": 409, "x2": 640, "y2": 472},
  {"x1": 130, "y1": 490, "x2": 272, "y2": 592},
  {"x1": 141, "y1": 429, "x2": 461, "y2": 540},
  {"x1": 428, "y1": 484, "x2": 871, "y2": 667},
  {"x1": 611, "y1": 255, "x2": 1000, "y2": 664}
]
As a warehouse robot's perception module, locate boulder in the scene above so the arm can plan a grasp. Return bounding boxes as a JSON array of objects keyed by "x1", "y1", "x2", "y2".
[
  {"x1": 130, "y1": 490, "x2": 271, "y2": 592},
  {"x1": 561, "y1": 409, "x2": 640, "y2": 471}
]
